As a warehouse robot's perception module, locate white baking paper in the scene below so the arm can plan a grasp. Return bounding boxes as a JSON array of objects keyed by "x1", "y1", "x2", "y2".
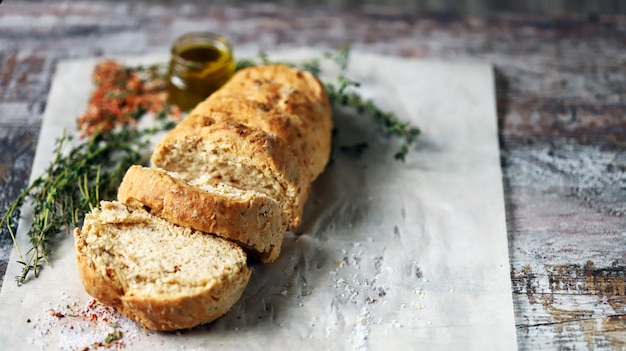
[{"x1": 0, "y1": 49, "x2": 517, "y2": 350}]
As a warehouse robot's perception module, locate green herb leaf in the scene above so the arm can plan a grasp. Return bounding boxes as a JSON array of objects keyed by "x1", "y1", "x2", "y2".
[{"x1": 104, "y1": 330, "x2": 122, "y2": 344}]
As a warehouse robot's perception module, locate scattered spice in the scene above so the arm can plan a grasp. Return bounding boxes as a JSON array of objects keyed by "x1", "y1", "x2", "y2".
[
  {"x1": 77, "y1": 60, "x2": 181, "y2": 138},
  {"x1": 50, "y1": 310, "x2": 65, "y2": 318},
  {"x1": 32, "y1": 296, "x2": 139, "y2": 350}
]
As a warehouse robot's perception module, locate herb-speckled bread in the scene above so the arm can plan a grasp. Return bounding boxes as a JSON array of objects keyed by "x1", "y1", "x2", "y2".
[
  {"x1": 74, "y1": 201, "x2": 251, "y2": 331},
  {"x1": 74, "y1": 64, "x2": 333, "y2": 332},
  {"x1": 117, "y1": 165, "x2": 285, "y2": 262},
  {"x1": 151, "y1": 65, "x2": 332, "y2": 230},
  {"x1": 189, "y1": 64, "x2": 333, "y2": 179},
  {"x1": 151, "y1": 120, "x2": 311, "y2": 231}
]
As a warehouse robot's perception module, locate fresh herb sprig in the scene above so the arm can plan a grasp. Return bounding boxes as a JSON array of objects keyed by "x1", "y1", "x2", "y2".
[
  {"x1": 237, "y1": 46, "x2": 420, "y2": 161},
  {"x1": 1, "y1": 118, "x2": 174, "y2": 286},
  {"x1": 325, "y1": 76, "x2": 420, "y2": 161},
  {"x1": 324, "y1": 47, "x2": 420, "y2": 161},
  {"x1": 103, "y1": 330, "x2": 123, "y2": 344}
]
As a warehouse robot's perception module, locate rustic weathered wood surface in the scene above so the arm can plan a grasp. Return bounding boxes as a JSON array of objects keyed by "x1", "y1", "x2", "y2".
[{"x1": 1, "y1": 2, "x2": 625, "y2": 350}]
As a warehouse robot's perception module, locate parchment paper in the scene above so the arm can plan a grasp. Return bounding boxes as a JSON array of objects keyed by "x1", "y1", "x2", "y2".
[{"x1": 0, "y1": 49, "x2": 517, "y2": 350}]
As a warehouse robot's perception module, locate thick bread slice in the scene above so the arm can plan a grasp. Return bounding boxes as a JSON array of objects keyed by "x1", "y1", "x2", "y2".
[
  {"x1": 205, "y1": 64, "x2": 333, "y2": 179},
  {"x1": 74, "y1": 201, "x2": 251, "y2": 331},
  {"x1": 117, "y1": 165, "x2": 285, "y2": 262},
  {"x1": 151, "y1": 120, "x2": 310, "y2": 230}
]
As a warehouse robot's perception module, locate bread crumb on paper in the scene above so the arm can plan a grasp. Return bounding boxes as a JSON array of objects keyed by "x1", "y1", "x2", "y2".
[{"x1": 30, "y1": 294, "x2": 141, "y2": 351}]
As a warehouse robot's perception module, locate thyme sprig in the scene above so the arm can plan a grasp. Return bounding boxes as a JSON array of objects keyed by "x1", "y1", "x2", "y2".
[
  {"x1": 325, "y1": 77, "x2": 420, "y2": 161},
  {"x1": 236, "y1": 46, "x2": 420, "y2": 161},
  {"x1": 1, "y1": 118, "x2": 174, "y2": 286}
]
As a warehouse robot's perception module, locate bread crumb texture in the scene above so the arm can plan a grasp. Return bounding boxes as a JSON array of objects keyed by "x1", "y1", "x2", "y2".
[
  {"x1": 151, "y1": 120, "x2": 311, "y2": 229},
  {"x1": 74, "y1": 201, "x2": 251, "y2": 331},
  {"x1": 117, "y1": 165, "x2": 285, "y2": 262},
  {"x1": 151, "y1": 64, "x2": 333, "y2": 230},
  {"x1": 73, "y1": 64, "x2": 333, "y2": 331}
]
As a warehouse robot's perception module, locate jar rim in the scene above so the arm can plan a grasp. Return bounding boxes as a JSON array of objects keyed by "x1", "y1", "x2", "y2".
[{"x1": 170, "y1": 32, "x2": 234, "y2": 70}]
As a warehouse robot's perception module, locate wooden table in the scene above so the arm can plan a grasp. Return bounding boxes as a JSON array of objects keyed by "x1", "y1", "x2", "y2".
[{"x1": 1, "y1": 2, "x2": 624, "y2": 350}]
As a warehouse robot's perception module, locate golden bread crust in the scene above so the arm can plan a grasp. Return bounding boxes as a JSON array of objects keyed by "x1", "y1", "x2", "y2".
[
  {"x1": 206, "y1": 64, "x2": 333, "y2": 178},
  {"x1": 117, "y1": 165, "x2": 284, "y2": 262},
  {"x1": 75, "y1": 253, "x2": 249, "y2": 331}
]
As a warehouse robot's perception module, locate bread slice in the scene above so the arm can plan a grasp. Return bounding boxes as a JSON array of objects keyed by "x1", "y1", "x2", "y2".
[
  {"x1": 73, "y1": 201, "x2": 251, "y2": 331},
  {"x1": 151, "y1": 120, "x2": 311, "y2": 230},
  {"x1": 117, "y1": 165, "x2": 285, "y2": 262}
]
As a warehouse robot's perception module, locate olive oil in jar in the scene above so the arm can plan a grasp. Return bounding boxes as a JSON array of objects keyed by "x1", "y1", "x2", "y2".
[{"x1": 167, "y1": 32, "x2": 235, "y2": 111}]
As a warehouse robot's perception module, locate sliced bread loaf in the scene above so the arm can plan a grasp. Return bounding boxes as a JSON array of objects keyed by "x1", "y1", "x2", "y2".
[
  {"x1": 117, "y1": 165, "x2": 285, "y2": 262},
  {"x1": 151, "y1": 120, "x2": 311, "y2": 230},
  {"x1": 74, "y1": 201, "x2": 251, "y2": 331}
]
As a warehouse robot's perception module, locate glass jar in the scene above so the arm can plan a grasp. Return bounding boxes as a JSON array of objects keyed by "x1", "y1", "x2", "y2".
[{"x1": 166, "y1": 32, "x2": 236, "y2": 111}]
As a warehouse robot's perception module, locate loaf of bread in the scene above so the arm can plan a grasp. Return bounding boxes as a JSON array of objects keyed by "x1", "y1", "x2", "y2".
[
  {"x1": 74, "y1": 201, "x2": 251, "y2": 331},
  {"x1": 117, "y1": 165, "x2": 286, "y2": 262},
  {"x1": 75, "y1": 63, "x2": 333, "y2": 331}
]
